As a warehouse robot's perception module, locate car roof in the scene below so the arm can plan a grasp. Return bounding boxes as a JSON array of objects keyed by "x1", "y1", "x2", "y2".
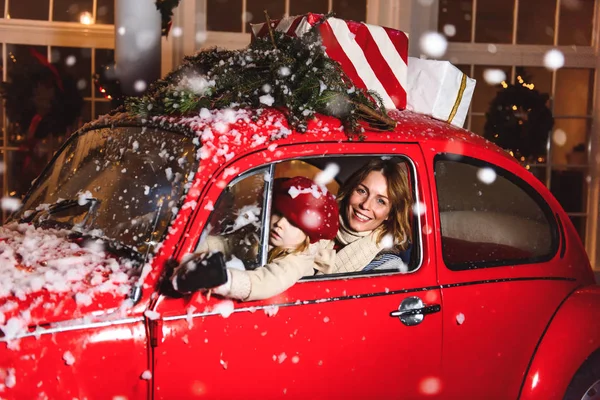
[{"x1": 86, "y1": 107, "x2": 515, "y2": 165}]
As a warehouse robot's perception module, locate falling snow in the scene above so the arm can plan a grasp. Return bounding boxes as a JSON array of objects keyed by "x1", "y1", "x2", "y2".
[
  {"x1": 419, "y1": 32, "x2": 447, "y2": 58},
  {"x1": 288, "y1": 185, "x2": 325, "y2": 200},
  {"x1": 196, "y1": 31, "x2": 207, "y2": 44},
  {"x1": 314, "y1": 163, "x2": 340, "y2": 186},
  {"x1": 264, "y1": 305, "x2": 279, "y2": 317},
  {"x1": 552, "y1": 129, "x2": 567, "y2": 146},
  {"x1": 65, "y1": 55, "x2": 77, "y2": 67},
  {"x1": 419, "y1": 377, "x2": 442, "y2": 395},
  {"x1": 63, "y1": 351, "x2": 75, "y2": 366},
  {"x1": 213, "y1": 299, "x2": 235, "y2": 318},
  {"x1": 442, "y1": 24, "x2": 456, "y2": 37},
  {"x1": 4, "y1": 368, "x2": 16, "y2": 388},
  {"x1": 1, "y1": 197, "x2": 21, "y2": 212},
  {"x1": 141, "y1": 370, "x2": 152, "y2": 380},
  {"x1": 277, "y1": 352, "x2": 287, "y2": 363},
  {"x1": 144, "y1": 310, "x2": 160, "y2": 320},
  {"x1": 483, "y1": 69, "x2": 506, "y2": 85},
  {"x1": 412, "y1": 201, "x2": 427, "y2": 216},
  {"x1": 477, "y1": 167, "x2": 497, "y2": 185},
  {"x1": 259, "y1": 94, "x2": 275, "y2": 106},
  {"x1": 171, "y1": 27, "x2": 183, "y2": 37},
  {"x1": 380, "y1": 234, "x2": 394, "y2": 249},
  {"x1": 134, "y1": 80, "x2": 147, "y2": 92},
  {"x1": 544, "y1": 49, "x2": 565, "y2": 70}
]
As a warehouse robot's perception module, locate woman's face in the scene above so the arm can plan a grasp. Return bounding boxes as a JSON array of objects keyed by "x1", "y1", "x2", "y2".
[
  {"x1": 346, "y1": 170, "x2": 391, "y2": 232},
  {"x1": 269, "y1": 213, "x2": 307, "y2": 249}
]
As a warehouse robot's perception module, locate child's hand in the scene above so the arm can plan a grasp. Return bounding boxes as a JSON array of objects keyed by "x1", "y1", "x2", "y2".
[{"x1": 171, "y1": 252, "x2": 229, "y2": 294}]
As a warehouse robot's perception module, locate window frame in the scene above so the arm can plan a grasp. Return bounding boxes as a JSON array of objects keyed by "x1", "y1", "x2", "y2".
[
  {"x1": 434, "y1": 153, "x2": 560, "y2": 271},
  {"x1": 193, "y1": 153, "x2": 425, "y2": 279},
  {"x1": 270, "y1": 154, "x2": 424, "y2": 280},
  {"x1": 194, "y1": 165, "x2": 271, "y2": 269}
]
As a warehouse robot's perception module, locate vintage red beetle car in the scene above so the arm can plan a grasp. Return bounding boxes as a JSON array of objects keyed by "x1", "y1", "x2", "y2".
[{"x1": 0, "y1": 107, "x2": 598, "y2": 399}]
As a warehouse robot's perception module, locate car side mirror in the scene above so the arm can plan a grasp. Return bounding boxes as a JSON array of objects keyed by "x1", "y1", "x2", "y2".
[{"x1": 171, "y1": 252, "x2": 229, "y2": 294}]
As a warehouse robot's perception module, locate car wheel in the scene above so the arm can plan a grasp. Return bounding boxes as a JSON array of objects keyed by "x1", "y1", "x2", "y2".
[{"x1": 564, "y1": 350, "x2": 600, "y2": 400}]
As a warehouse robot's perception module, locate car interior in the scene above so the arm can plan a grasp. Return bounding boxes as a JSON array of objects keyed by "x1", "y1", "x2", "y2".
[
  {"x1": 197, "y1": 155, "x2": 422, "y2": 277},
  {"x1": 273, "y1": 155, "x2": 421, "y2": 275},
  {"x1": 435, "y1": 158, "x2": 555, "y2": 268}
]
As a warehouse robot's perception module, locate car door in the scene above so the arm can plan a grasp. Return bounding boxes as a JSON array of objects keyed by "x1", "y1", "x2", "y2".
[
  {"x1": 429, "y1": 151, "x2": 582, "y2": 399},
  {"x1": 153, "y1": 143, "x2": 443, "y2": 399}
]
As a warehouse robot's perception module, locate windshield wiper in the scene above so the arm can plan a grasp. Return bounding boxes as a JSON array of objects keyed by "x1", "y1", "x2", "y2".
[
  {"x1": 67, "y1": 231, "x2": 145, "y2": 266},
  {"x1": 21, "y1": 197, "x2": 101, "y2": 228}
]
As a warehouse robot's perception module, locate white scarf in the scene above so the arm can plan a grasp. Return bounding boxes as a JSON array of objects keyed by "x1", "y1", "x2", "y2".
[{"x1": 328, "y1": 216, "x2": 385, "y2": 274}]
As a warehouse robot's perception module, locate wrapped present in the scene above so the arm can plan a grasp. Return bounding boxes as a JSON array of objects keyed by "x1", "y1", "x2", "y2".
[
  {"x1": 406, "y1": 57, "x2": 476, "y2": 128},
  {"x1": 251, "y1": 13, "x2": 409, "y2": 110}
]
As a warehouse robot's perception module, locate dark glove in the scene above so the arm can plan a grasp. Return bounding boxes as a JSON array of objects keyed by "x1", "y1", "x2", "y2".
[{"x1": 172, "y1": 252, "x2": 228, "y2": 294}]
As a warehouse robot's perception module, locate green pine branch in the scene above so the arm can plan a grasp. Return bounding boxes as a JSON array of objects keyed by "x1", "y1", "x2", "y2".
[{"x1": 126, "y1": 18, "x2": 396, "y2": 137}]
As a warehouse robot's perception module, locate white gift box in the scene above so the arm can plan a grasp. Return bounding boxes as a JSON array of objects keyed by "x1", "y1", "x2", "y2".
[{"x1": 406, "y1": 57, "x2": 476, "y2": 128}]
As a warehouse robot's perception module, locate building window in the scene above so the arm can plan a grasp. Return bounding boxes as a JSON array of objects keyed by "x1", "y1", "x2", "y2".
[
  {"x1": 8, "y1": 0, "x2": 50, "y2": 20},
  {"x1": 0, "y1": 0, "x2": 115, "y2": 220},
  {"x1": 205, "y1": 0, "x2": 367, "y2": 34},
  {"x1": 439, "y1": 0, "x2": 597, "y2": 246},
  {"x1": 439, "y1": 0, "x2": 595, "y2": 46}
]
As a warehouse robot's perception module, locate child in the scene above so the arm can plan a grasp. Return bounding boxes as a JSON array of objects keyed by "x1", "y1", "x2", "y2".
[{"x1": 172, "y1": 176, "x2": 338, "y2": 301}]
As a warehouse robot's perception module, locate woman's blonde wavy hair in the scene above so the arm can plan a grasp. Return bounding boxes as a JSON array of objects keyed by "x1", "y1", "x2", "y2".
[{"x1": 336, "y1": 159, "x2": 413, "y2": 249}]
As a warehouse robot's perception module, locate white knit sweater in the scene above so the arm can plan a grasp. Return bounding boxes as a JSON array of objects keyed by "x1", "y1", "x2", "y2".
[
  {"x1": 318, "y1": 217, "x2": 385, "y2": 274},
  {"x1": 200, "y1": 236, "x2": 335, "y2": 301}
]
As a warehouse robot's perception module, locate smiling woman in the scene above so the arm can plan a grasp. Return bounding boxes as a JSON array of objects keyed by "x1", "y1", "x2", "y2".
[{"x1": 328, "y1": 158, "x2": 414, "y2": 274}]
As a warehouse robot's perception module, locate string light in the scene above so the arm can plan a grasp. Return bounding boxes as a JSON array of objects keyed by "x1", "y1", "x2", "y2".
[{"x1": 79, "y1": 12, "x2": 94, "y2": 25}]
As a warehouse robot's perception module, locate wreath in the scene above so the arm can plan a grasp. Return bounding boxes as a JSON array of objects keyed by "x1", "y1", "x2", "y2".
[
  {"x1": 483, "y1": 69, "x2": 554, "y2": 160},
  {"x1": 156, "y1": 0, "x2": 182, "y2": 37}
]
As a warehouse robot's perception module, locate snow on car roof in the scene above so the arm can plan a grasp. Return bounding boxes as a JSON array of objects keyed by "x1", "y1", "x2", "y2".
[{"x1": 85, "y1": 106, "x2": 508, "y2": 167}]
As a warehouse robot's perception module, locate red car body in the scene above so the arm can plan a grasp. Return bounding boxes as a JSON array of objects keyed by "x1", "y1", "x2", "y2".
[{"x1": 0, "y1": 108, "x2": 598, "y2": 399}]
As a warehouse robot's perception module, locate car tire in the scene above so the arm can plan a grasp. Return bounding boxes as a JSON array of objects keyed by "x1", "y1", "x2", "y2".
[{"x1": 563, "y1": 349, "x2": 600, "y2": 400}]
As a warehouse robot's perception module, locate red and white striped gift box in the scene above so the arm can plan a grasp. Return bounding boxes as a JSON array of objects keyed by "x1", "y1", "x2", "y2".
[{"x1": 251, "y1": 13, "x2": 409, "y2": 110}]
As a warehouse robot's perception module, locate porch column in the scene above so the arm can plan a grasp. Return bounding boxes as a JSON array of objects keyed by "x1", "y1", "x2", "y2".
[
  {"x1": 589, "y1": 1, "x2": 600, "y2": 273},
  {"x1": 366, "y1": 0, "x2": 439, "y2": 57},
  {"x1": 114, "y1": 0, "x2": 162, "y2": 96}
]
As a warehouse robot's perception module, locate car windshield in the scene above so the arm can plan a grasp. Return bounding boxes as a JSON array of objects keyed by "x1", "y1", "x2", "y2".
[{"x1": 15, "y1": 126, "x2": 198, "y2": 254}]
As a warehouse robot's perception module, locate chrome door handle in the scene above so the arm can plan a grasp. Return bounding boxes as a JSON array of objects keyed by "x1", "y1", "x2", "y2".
[
  {"x1": 390, "y1": 296, "x2": 441, "y2": 326},
  {"x1": 390, "y1": 305, "x2": 441, "y2": 318}
]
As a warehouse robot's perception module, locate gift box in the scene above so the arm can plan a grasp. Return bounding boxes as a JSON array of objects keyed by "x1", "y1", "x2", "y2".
[
  {"x1": 406, "y1": 57, "x2": 476, "y2": 128},
  {"x1": 251, "y1": 14, "x2": 409, "y2": 110}
]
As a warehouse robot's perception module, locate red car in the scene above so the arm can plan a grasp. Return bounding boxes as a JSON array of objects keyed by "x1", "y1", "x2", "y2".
[{"x1": 0, "y1": 107, "x2": 598, "y2": 400}]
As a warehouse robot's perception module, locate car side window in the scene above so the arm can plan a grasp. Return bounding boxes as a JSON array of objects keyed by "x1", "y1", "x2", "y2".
[
  {"x1": 435, "y1": 155, "x2": 558, "y2": 270},
  {"x1": 195, "y1": 168, "x2": 268, "y2": 270},
  {"x1": 274, "y1": 156, "x2": 421, "y2": 275}
]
